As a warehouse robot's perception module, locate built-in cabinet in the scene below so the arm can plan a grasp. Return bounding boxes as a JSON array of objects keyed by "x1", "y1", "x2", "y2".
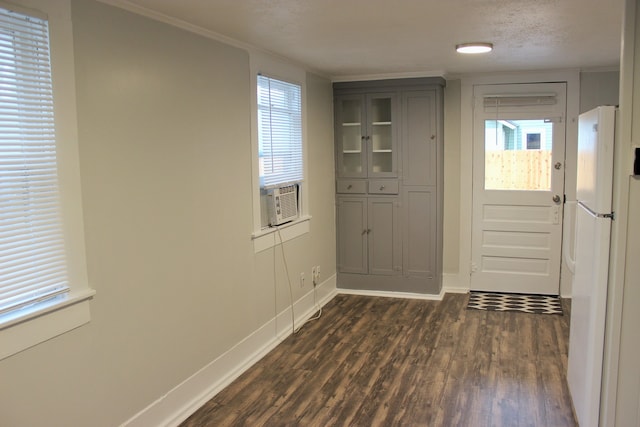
[{"x1": 334, "y1": 78, "x2": 444, "y2": 295}]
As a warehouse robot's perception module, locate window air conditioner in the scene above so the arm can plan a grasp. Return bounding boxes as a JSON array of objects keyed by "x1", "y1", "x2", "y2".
[{"x1": 267, "y1": 184, "x2": 299, "y2": 226}]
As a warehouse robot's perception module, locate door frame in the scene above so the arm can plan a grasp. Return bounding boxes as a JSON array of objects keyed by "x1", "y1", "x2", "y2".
[
  {"x1": 470, "y1": 82, "x2": 567, "y2": 295},
  {"x1": 456, "y1": 70, "x2": 580, "y2": 297}
]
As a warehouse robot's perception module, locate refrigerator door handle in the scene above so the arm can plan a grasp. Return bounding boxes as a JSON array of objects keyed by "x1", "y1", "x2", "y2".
[{"x1": 578, "y1": 201, "x2": 615, "y2": 220}]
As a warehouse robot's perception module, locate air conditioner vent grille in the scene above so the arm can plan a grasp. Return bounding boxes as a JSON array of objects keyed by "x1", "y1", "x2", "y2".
[{"x1": 268, "y1": 184, "x2": 299, "y2": 226}]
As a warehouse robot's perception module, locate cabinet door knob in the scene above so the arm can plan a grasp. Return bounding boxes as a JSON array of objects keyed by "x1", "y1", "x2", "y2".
[
  {"x1": 347, "y1": 184, "x2": 353, "y2": 189},
  {"x1": 367, "y1": 229, "x2": 372, "y2": 234},
  {"x1": 361, "y1": 229, "x2": 368, "y2": 235},
  {"x1": 431, "y1": 135, "x2": 436, "y2": 140},
  {"x1": 379, "y1": 185, "x2": 385, "y2": 190}
]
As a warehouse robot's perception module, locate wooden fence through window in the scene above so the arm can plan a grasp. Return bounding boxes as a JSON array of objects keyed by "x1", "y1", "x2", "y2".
[{"x1": 485, "y1": 150, "x2": 552, "y2": 190}]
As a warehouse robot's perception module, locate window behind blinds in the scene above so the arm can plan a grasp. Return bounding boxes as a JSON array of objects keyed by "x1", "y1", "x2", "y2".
[
  {"x1": 0, "y1": 6, "x2": 70, "y2": 317},
  {"x1": 257, "y1": 75, "x2": 303, "y2": 188}
]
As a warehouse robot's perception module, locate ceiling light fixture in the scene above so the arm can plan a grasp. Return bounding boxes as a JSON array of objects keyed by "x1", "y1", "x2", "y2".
[{"x1": 456, "y1": 42, "x2": 493, "y2": 54}]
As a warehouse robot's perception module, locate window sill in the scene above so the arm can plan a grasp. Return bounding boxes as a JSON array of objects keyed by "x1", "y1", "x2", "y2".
[
  {"x1": 0, "y1": 288, "x2": 96, "y2": 360},
  {"x1": 252, "y1": 215, "x2": 312, "y2": 253}
]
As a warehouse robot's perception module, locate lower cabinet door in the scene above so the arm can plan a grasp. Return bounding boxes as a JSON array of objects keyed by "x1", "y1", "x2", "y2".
[
  {"x1": 368, "y1": 197, "x2": 401, "y2": 276},
  {"x1": 403, "y1": 188, "x2": 436, "y2": 280},
  {"x1": 337, "y1": 197, "x2": 368, "y2": 274}
]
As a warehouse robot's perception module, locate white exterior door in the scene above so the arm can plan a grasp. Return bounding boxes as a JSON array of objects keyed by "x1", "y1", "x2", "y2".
[{"x1": 471, "y1": 83, "x2": 567, "y2": 295}]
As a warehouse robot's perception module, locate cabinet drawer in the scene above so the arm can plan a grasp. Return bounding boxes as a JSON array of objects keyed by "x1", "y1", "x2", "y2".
[
  {"x1": 337, "y1": 180, "x2": 367, "y2": 194},
  {"x1": 368, "y1": 180, "x2": 399, "y2": 194}
]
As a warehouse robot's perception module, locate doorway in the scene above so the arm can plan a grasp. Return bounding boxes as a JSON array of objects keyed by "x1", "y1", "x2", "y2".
[{"x1": 471, "y1": 83, "x2": 567, "y2": 295}]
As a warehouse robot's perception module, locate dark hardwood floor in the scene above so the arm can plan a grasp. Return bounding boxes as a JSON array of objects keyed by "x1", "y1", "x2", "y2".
[{"x1": 181, "y1": 293, "x2": 576, "y2": 426}]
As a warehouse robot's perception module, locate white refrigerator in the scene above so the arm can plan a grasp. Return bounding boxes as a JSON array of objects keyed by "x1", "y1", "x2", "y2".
[{"x1": 567, "y1": 105, "x2": 616, "y2": 427}]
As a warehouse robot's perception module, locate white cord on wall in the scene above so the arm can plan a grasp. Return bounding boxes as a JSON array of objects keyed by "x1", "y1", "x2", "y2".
[{"x1": 274, "y1": 227, "x2": 322, "y2": 336}]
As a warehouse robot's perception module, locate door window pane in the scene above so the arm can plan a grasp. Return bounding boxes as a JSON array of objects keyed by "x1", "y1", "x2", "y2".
[
  {"x1": 484, "y1": 119, "x2": 552, "y2": 190},
  {"x1": 340, "y1": 99, "x2": 363, "y2": 174},
  {"x1": 370, "y1": 98, "x2": 393, "y2": 173}
]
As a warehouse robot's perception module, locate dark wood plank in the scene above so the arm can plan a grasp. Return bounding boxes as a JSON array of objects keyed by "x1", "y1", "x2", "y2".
[{"x1": 180, "y1": 294, "x2": 576, "y2": 427}]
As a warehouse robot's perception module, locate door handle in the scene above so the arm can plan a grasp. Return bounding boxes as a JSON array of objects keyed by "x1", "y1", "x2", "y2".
[{"x1": 552, "y1": 195, "x2": 561, "y2": 203}]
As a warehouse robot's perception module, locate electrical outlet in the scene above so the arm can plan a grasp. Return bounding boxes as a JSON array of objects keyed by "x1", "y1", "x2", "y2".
[
  {"x1": 299, "y1": 272, "x2": 305, "y2": 288},
  {"x1": 311, "y1": 265, "x2": 320, "y2": 286}
]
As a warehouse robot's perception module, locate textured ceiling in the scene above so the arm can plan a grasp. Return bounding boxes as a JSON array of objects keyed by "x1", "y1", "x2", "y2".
[{"x1": 107, "y1": 0, "x2": 624, "y2": 79}]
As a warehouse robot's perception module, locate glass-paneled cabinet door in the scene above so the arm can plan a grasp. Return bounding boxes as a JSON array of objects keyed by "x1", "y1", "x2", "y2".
[
  {"x1": 367, "y1": 93, "x2": 397, "y2": 177},
  {"x1": 336, "y1": 95, "x2": 366, "y2": 177}
]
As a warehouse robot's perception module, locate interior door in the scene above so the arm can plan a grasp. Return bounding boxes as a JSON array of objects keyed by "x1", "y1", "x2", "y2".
[{"x1": 471, "y1": 83, "x2": 567, "y2": 295}]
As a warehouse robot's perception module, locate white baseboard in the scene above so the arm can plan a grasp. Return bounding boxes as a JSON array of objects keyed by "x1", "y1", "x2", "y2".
[
  {"x1": 337, "y1": 287, "x2": 445, "y2": 301},
  {"x1": 274, "y1": 274, "x2": 337, "y2": 339},
  {"x1": 121, "y1": 274, "x2": 338, "y2": 427}
]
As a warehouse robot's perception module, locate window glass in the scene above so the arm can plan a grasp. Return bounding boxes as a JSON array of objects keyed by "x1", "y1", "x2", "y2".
[
  {"x1": 0, "y1": 6, "x2": 70, "y2": 319},
  {"x1": 484, "y1": 119, "x2": 553, "y2": 191},
  {"x1": 257, "y1": 75, "x2": 303, "y2": 188}
]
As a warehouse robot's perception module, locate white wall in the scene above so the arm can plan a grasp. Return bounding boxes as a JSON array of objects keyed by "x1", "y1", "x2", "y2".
[
  {"x1": 443, "y1": 80, "x2": 461, "y2": 286},
  {"x1": 580, "y1": 70, "x2": 620, "y2": 113},
  {"x1": 0, "y1": 1, "x2": 336, "y2": 426},
  {"x1": 605, "y1": 0, "x2": 640, "y2": 424}
]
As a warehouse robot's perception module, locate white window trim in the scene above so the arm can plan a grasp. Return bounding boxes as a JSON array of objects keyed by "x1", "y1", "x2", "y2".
[
  {"x1": 251, "y1": 215, "x2": 312, "y2": 253},
  {"x1": 249, "y1": 52, "x2": 310, "y2": 252},
  {"x1": 0, "y1": 0, "x2": 94, "y2": 360}
]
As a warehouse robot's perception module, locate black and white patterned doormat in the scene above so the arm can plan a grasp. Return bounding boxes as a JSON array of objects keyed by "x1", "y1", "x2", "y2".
[{"x1": 467, "y1": 292, "x2": 563, "y2": 315}]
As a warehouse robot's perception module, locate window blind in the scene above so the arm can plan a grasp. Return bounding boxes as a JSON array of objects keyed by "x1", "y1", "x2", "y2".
[
  {"x1": 257, "y1": 75, "x2": 303, "y2": 188},
  {"x1": 0, "y1": 6, "x2": 69, "y2": 317},
  {"x1": 483, "y1": 94, "x2": 557, "y2": 109}
]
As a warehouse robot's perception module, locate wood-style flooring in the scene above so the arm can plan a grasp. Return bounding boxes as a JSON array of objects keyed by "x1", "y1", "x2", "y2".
[{"x1": 181, "y1": 293, "x2": 576, "y2": 426}]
